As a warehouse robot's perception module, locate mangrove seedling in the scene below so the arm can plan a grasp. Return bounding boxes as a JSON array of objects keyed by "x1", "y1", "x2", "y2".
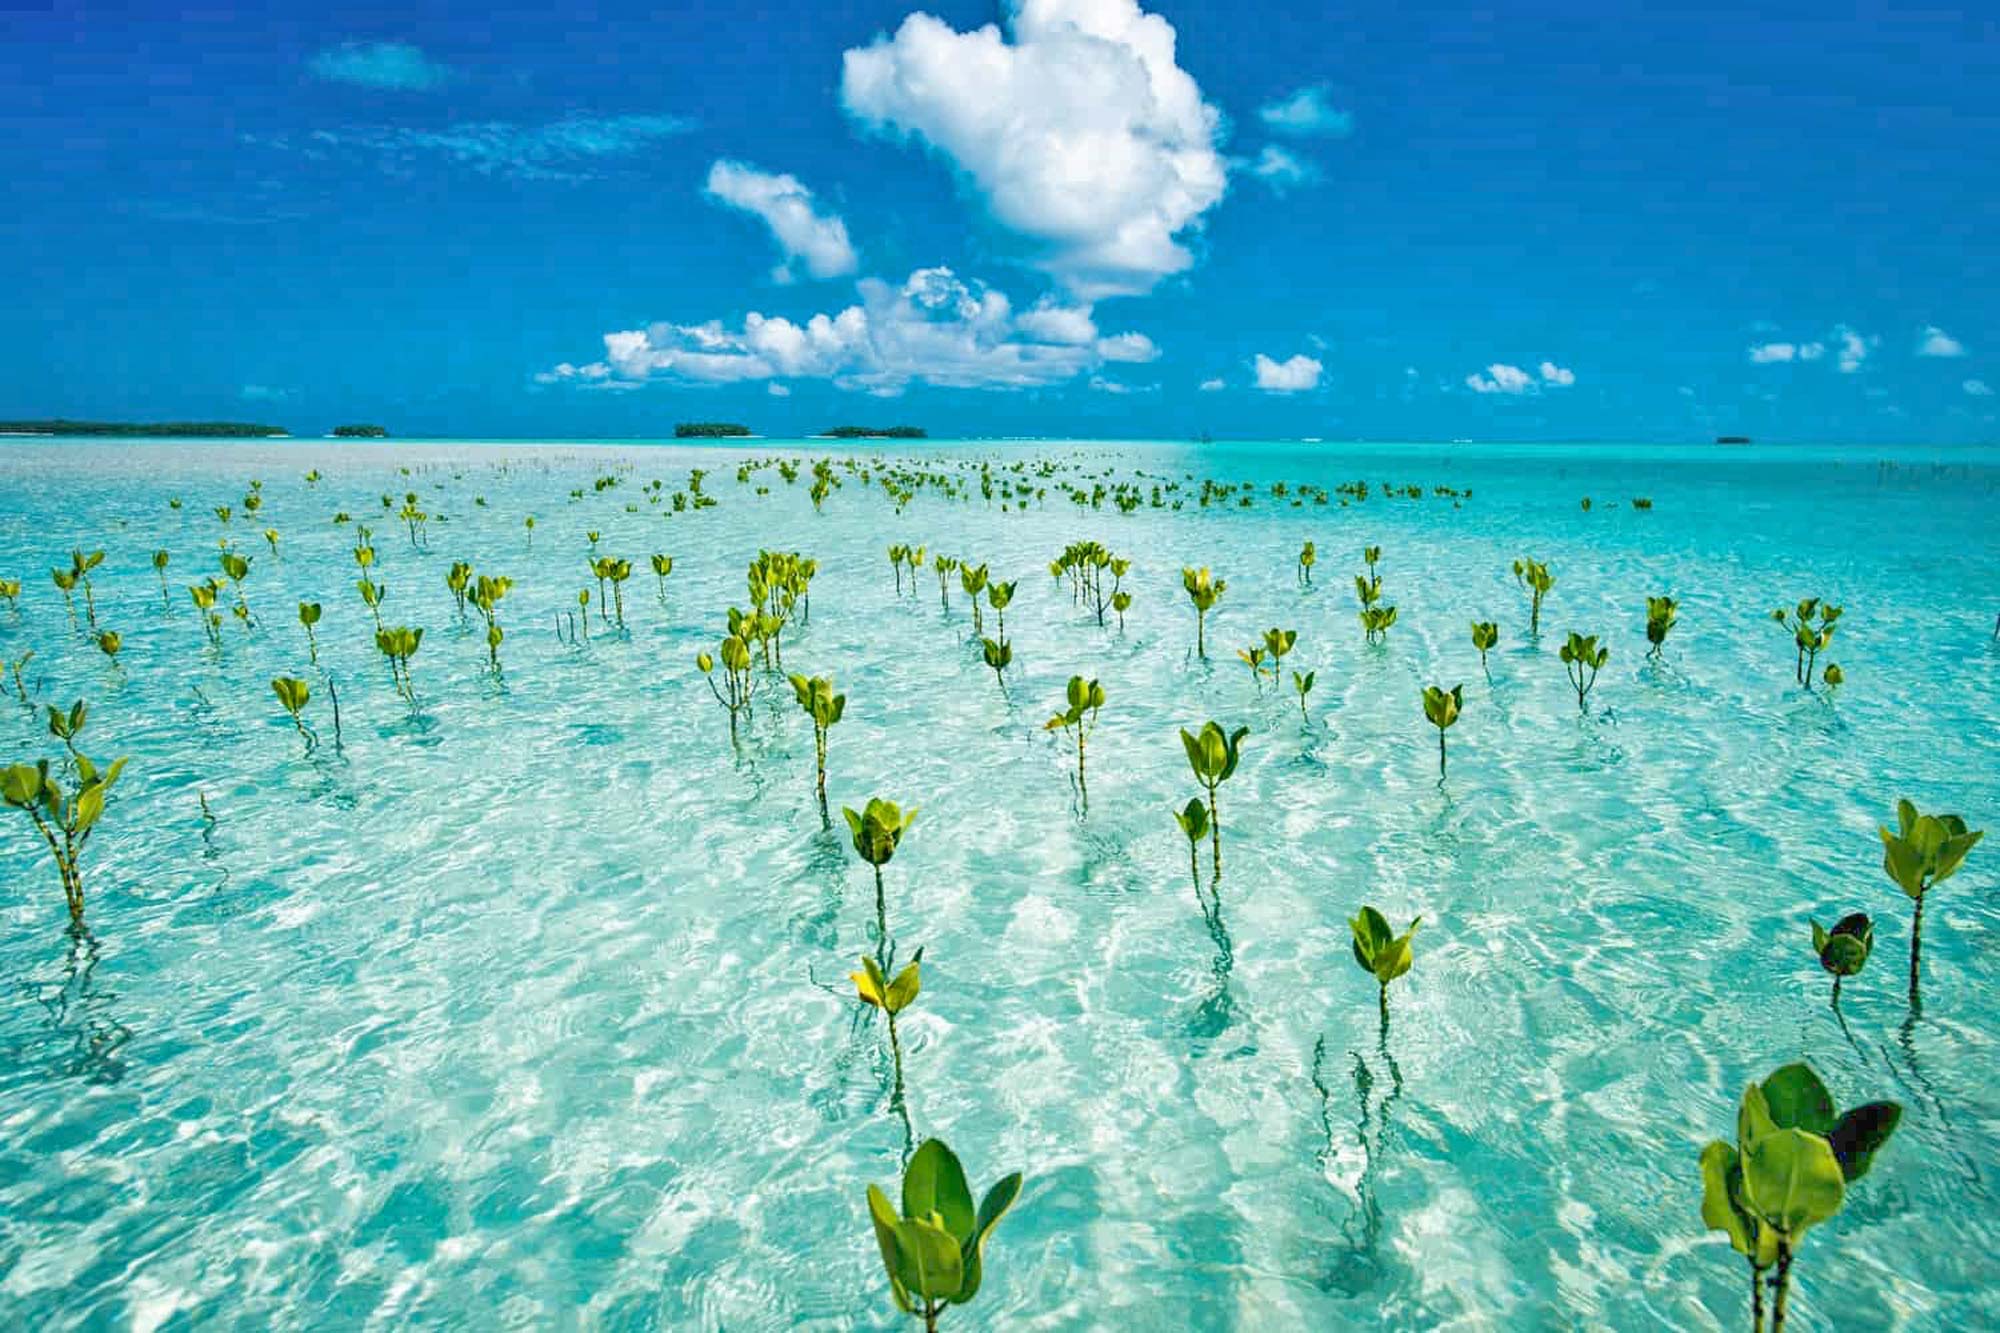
[
  {"x1": 1820, "y1": 664, "x2": 1844, "y2": 689},
  {"x1": 1180, "y1": 720, "x2": 1248, "y2": 885},
  {"x1": 576, "y1": 589, "x2": 591, "y2": 642},
  {"x1": 1292, "y1": 669, "x2": 1315, "y2": 722},
  {"x1": 298, "y1": 601, "x2": 322, "y2": 663},
  {"x1": 1174, "y1": 797, "x2": 1211, "y2": 902},
  {"x1": 959, "y1": 562, "x2": 990, "y2": 634},
  {"x1": 1878, "y1": 798, "x2": 1982, "y2": 1004},
  {"x1": 219, "y1": 549, "x2": 254, "y2": 627},
  {"x1": 853, "y1": 948, "x2": 924, "y2": 1147},
  {"x1": 263, "y1": 527, "x2": 280, "y2": 557},
  {"x1": 986, "y1": 580, "x2": 1016, "y2": 639},
  {"x1": 374, "y1": 625, "x2": 423, "y2": 702},
  {"x1": 51, "y1": 566, "x2": 78, "y2": 627},
  {"x1": 933, "y1": 555, "x2": 957, "y2": 612},
  {"x1": 271, "y1": 676, "x2": 314, "y2": 747},
  {"x1": 1112, "y1": 589, "x2": 1131, "y2": 632},
  {"x1": 47, "y1": 698, "x2": 88, "y2": 763},
  {"x1": 1042, "y1": 675, "x2": 1104, "y2": 810},
  {"x1": 0, "y1": 577, "x2": 20, "y2": 612},
  {"x1": 845, "y1": 797, "x2": 918, "y2": 963},
  {"x1": 1810, "y1": 913, "x2": 1873, "y2": 1005},
  {"x1": 1236, "y1": 642, "x2": 1267, "y2": 691},
  {"x1": 1471, "y1": 621, "x2": 1499, "y2": 675},
  {"x1": 95, "y1": 630, "x2": 122, "y2": 666},
  {"x1": 6, "y1": 649, "x2": 32, "y2": 702},
  {"x1": 1513, "y1": 557, "x2": 1556, "y2": 637},
  {"x1": 472, "y1": 575, "x2": 512, "y2": 669},
  {"x1": 1769, "y1": 599, "x2": 1842, "y2": 687},
  {"x1": 1422, "y1": 684, "x2": 1463, "y2": 778},
  {"x1": 69, "y1": 549, "x2": 106, "y2": 629},
  {"x1": 188, "y1": 580, "x2": 224, "y2": 648},
  {"x1": 1645, "y1": 595, "x2": 1679, "y2": 658},
  {"x1": 1350, "y1": 906, "x2": 1420, "y2": 1025},
  {"x1": 1262, "y1": 626, "x2": 1297, "y2": 679},
  {"x1": 1360, "y1": 604, "x2": 1399, "y2": 645},
  {"x1": 151, "y1": 550, "x2": 171, "y2": 605},
  {"x1": 650, "y1": 553, "x2": 674, "y2": 603},
  {"x1": 446, "y1": 561, "x2": 474, "y2": 617},
  {"x1": 864, "y1": 1138, "x2": 1021, "y2": 1333},
  {"x1": 697, "y1": 635, "x2": 757, "y2": 741},
  {"x1": 979, "y1": 636, "x2": 1012, "y2": 692},
  {"x1": 3, "y1": 745, "x2": 128, "y2": 928},
  {"x1": 1181, "y1": 566, "x2": 1226, "y2": 658},
  {"x1": 787, "y1": 672, "x2": 847, "y2": 824},
  {"x1": 357, "y1": 577, "x2": 387, "y2": 631},
  {"x1": 1559, "y1": 632, "x2": 1609, "y2": 711},
  {"x1": 1298, "y1": 540, "x2": 1316, "y2": 586},
  {"x1": 1698, "y1": 1063, "x2": 1900, "y2": 1333}
]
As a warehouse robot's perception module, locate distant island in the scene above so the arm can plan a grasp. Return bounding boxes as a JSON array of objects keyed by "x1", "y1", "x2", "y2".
[
  {"x1": 330, "y1": 424, "x2": 389, "y2": 438},
  {"x1": 824, "y1": 425, "x2": 927, "y2": 439},
  {"x1": 675, "y1": 422, "x2": 752, "y2": 438},
  {"x1": 0, "y1": 418, "x2": 288, "y2": 438},
  {"x1": 1715, "y1": 435, "x2": 1752, "y2": 445}
]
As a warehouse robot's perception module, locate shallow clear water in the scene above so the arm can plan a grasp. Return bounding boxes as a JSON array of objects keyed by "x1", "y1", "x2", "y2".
[{"x1": 0, "y1": 438, "x2": 1995, "y2": 1330}]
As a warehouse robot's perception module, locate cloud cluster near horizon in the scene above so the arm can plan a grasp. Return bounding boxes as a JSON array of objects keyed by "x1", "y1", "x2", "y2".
[
  {"x1": 839, "y1": 0, "x2": 1227, "y2": 298},
  {"x1": 309, "y1": 41, "x2": 456, "y2": 92},
  {"x1": 539, "y1": 266, "x2": 1160, "y2": 395},
  {"x1": 1466, "y1": 361, "x2": 1574, "y2": 394}
]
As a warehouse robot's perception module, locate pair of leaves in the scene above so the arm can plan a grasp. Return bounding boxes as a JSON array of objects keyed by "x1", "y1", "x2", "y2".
[
  {"x1": 1422, "y1": 684, "x2": 1463, "y2": 730},
  {"x1": 845, "y1": 798, "x2": 917, "y2": 866},
  {"x1": 1350, "y1": 906, "x2": 1420, "y2": 985},
  {"x1": 866, "y1": 1140, "x2": 1022, "y2": 1311},
  {"x1": 1180, "y1": 722, "x2": 1248, "y2": 785},
  {"x1": 1879, "y1": 798, "x2": 1983, "y2": 899},
  {"x1": 1810, "y1": 913, "x2": 1872, "y2": 977},
  {"x1": 851, "y1": 952, "x2": 921, "y2": 1015}
]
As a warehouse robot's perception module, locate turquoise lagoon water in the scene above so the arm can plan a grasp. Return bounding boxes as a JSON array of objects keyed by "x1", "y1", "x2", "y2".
[{"x1": 0, "y1": 437, "x2": 1996, "y2": 1330}]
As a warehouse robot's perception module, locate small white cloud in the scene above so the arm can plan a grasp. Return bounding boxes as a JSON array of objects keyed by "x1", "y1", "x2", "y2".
[
  {"x1": 1750, "y1": 342, "x2": 1798, "y2": 363},
  {"x1": 1199, "y1": 377, "x2": 1226, "y2": 391},
  {"x1": 1835, "y1": 325, "x2": 1876, "y2": 373},
  {"x1": 840, "y1": 0, "x2": 1227, "y2": 298},
  {"x1": 1465, "y1": 363, "x2": 1534, "y2": 395},
  {"x1": 705, "y1": 160, "x2": 858, "y2": 282},
  {"x1": 1253, "y1": 353, "x2": 1322, "y2": 393},
  {"x1": 1798, "y1": 342, "x2": 1826, "y2": 361},
  {"x1": 767, "y1": 382, "x2": 791, "y2": 397},
  {"x1": 1248, "y1": 145, "x2": 1316, "y2": 191},
  {"x1": 308, "y1": 41, "x2": 455, "y2": 91},
  {"x1": 1918, "y1": 325, "x2": 1966, "y2": 358},
  {"x1": 1538, "y1": 361, "x2": 1575, "y2": 386},
  {"x1": 238, "y1": 383, "x2": 291, "y2": 402},
  {"x1": 1016, "y1": 301, "x2": 1098, "y2": 346},
  {"x1": 1096, "y1": 332, "x2": 1160, "y2": 363},
  {"x1": 1258, "y1": 84, "x2": 1353, "y2": 137},
  {"x1": 1965, "y1": 379, "x2": 1994, "y2": 397}
]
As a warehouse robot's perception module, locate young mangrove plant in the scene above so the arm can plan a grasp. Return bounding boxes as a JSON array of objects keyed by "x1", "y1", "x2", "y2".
[
  {"x1": 151, "y1": 550, "x2": 171, "y2": 605},
  {"x1": 864, "y1": 1138, "x2": 1021, "y2": 1333},
  {"x1": 1421, "y1": 684, "x2": 1463, "y2": 779},
  {"x1": 219, "y1": 549, "x2": 255, "y2": 629},
  {"x1": 374, "y1": 626, "x2": 423, "y2": 703},
  {"x1": 650, "y1": 553, "x2": 674, "y2": 603},
  {"x1": 298, "y1": 602, "x2": 322, "y2": 663},
  {"x1": 52, "y1": 566, "x2": 78, "y2": 627},
  {"x1": 1298, "y1": 540, "x2": 1316, "y2": 586},
  {"x1": 1878, "y1": 798, "x2": 1982, "y2": 1005},
  {"x1": 1174, "y1": 797, "x2": 1211, "y2": 902},
  {"x1": 357, "y1": 577, "x2": 387, "y2": 632},
  {"x1": 787, "y1": 672, "x2": 847, "y2": 825},
  {"x1": 1291, "y1": 669, "x2": 1315, "y2": 722},
  {"x1": 697, "y1": 635, "x2": 756, "y2": 741},
  {"x1": 985, "y1": 580, "x2": 1016, "y2": 639},
  {"x1": 1513, "y1": 557, "x2": 1556, "y2": 637},
  {"x1": 69, "y1": 549, "x2": 105, "y2": 630},
  {"x1": 1810, "y1": 913, "x2": 1873, "y2": 1005},
  {"x1": 959, "y1": 562, "x2": 989, "y2": 634},
  {"x1": 979, "y1": 637, "x2": 1013, "y2": 692},
  {"x1": 1770, "y1": 599, "x2": 1841, "y2": 687},
  {"x1": 271, "y1": 676, "x2": 314, "y2": 748},
  {"x1": 1359, "y1": 604, "x2": 1399, "y2": 645},
  {"x1": 1559, "y1": 632, "x2": 1609, "y2": 711},
  {"x1": 1645, "y1": 595, "x2": 1679, "y2": 658},
  {"x1": 472, "y1": 575, "x2": 512, "y2": 669},
  {"x1": 188, "y1": 579, "x2": 224, "y2": 648},
  {"x1": 1180, "y1": 721, "x2": 1248, "y2": 885},
  {"x1": 3, "y1": 744, "x2": 128, "y2": 930},
  {"x1": 1236, "y1": 642, "x2": 1267, "y2": 691},
  {"x1": 852, "y1": 948, "x2": 923, "y2": 1153},
  {"x1": 1471, "y1": 621, "x2": 1499, "y2": 676},
  {"x1": 1181, "y1": 566, "x2": 1226, "y2": 658},
  {"x1": 1350, "y1": 905, "x2": 1420, "y2": 1030},
  {"x1": 1262, "y1": 626, "x2": 1297, "y2": 683},
  {"x1": 932, "y1": 554, "x2": 957, "y2": 612},
  {"x1": 1698, "y1": 1063, "x2": 1900, "y2": 1333},
  {"x1": 1043, "y1": 676, "x2": 1104, "y2": 811},
  {"x1": 845, "y1": 797, "x2": 918, "y2": 965},
  {"x1": 6, "y1": 649, "x2": 32, "y2": 702},
  {"x1": 446, "y1": 561, "x2": 474, "y2": 618},
  {"x1": 0, "y1": 577, "x2": 20, "y2": 613},
  {"x1": 95, "y1": 630, "x2": 121, "y2": 667}
]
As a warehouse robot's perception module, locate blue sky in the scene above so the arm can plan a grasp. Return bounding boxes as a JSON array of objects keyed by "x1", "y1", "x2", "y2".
[{"x1": 4, "y1": 0, "x2": 1996, "y2": 441}]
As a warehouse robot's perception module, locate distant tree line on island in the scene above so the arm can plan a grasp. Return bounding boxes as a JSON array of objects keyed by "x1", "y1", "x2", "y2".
[
  {"x1": 825, "y1": 425, "x2": 927, "y2": 439},
  {"x1": 331, "y1": 424, "x2": 389, "y2": 438},
  {"x1": 675, "y1": 422, "x2": 753, "y2": 438},
  {"x1": 0, "y1": 419, "x2": 289, "y2": 438}
]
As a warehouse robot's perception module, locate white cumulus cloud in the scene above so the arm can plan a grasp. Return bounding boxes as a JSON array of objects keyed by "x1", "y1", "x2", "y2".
[
  {"x1": 1199, "y1": 377, "x2": 1226, "y2": 391},
  {"x1": 1917, "y1": 325, "x2": 1966, "y2": 358},
  {"x1": 705, "y1": 160, "x2": 858, "y2": 282},
  {"x1": 1538, "y1": 361, "x2": 1575, "y2": 386},
  {"x1": 1835, "y1": 326, "x2": 1876, "y2": 373},
  {"x1": 539, "y1": 265, "x2": 1161, "y2": 394},
  {"x1": 840, "y1": 0, "x2": 1227, "y2": 298},
  {"x1": 1253, "y1": 353, "x2": 1322, "y2": 393},
  {"x1": 1248, "y1": 145, "x2": 1316, "y2": 191}
]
